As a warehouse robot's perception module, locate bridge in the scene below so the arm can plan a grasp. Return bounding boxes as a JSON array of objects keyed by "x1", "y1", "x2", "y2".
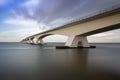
[{"x1": 21, "y1": 8, "x2": 120, "y2": 48}]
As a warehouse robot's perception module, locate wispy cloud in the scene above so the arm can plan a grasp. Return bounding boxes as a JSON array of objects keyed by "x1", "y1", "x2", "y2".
[
  {"x1": 0, "y1": 27, "x2": 41, "y2": 42},
  {"x1": 4, "y1": 16, "x2": 39, "y2": 27},
  {"x1": 9, "y1": 0, "x2": 120, "y2": 29},
  {"x1": 88, "y1": 30, "x2": 120, "y2": 42},
  {"x1": 2, "y1": 15, "x2": 49, "y2": 41},
  {"x1": 21, "y1": 0, "x2": 40, "y2": 7},
  {"x1": 0, "y1": 0, "x2": 120, "y2": 42}
]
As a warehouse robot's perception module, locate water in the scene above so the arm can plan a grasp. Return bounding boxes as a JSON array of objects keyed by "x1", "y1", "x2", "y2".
[{"x1": 0, "y1": 43, "x2": 120, "y2": 80}]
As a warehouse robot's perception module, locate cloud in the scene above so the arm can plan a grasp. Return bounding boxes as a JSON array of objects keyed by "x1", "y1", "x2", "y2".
[
  {"x1": 4, "y1": 14, "x2": 51, "y2": 30},
  {"x1": 21, "y1": 0, "x2": 40, "y2": 7},
  {"x1": 88, "y1": 30, "x2": 120, "y2": 42},
  {"x1": 9, "y1": 0, "x2": 120, "y2": 29},
  {"x1": 4, "y1": 16, "x2": 38, "y2": 27},
  {"x1": 1, "y1": 14, "x2": 51, "y2": 42},
  {"x1": 0, "y1": 27, "x2": 67, "y2": 42},
  {"x1": 0, "y1": 28, "x2": 41, "y2": 42},
  {"x1": 1, "y1": 0, "x2": 120, "y2": 42},
  {"x1": 18, "y1": 0, "x2": 43, "y2": 19},
  {"x1": 90, "y1": 33, "x2": 115, "y2": 37}
]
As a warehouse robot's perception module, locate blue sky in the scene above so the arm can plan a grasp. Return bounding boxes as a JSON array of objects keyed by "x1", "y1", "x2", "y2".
[{"x1": 0, "y1": 0, "x2": 120, "y2": 42}]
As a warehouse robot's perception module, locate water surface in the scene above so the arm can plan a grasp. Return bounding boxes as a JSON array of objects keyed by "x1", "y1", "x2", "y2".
[{"x1": 0, "y1": 43, "x2": 120, "y2": 80}]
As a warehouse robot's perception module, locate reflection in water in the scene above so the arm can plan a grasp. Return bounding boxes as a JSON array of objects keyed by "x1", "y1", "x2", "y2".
[{"x1": 0, "y1": 43, "x2": 120, "y2": 80}]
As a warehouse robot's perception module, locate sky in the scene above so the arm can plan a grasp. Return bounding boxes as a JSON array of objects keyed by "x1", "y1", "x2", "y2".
[{"x1": 0, "y1": 0, "x2": 120, "y2": 42}]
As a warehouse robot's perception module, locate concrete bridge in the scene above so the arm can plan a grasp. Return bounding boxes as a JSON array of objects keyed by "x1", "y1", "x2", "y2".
[{"x1": 21, "y1": 8, "x2": 120, "y2": 48}]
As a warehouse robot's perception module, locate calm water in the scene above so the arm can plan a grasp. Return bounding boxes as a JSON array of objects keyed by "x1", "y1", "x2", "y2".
[{"x1": 0, "y1": 43, "x2": 120, "y2": 80}]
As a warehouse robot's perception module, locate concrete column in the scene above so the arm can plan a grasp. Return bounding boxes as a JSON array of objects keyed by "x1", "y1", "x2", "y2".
[
  {"x1": 36, "y1": 38, "x2": 44, "y2": 45},
  {"x1": 28, "y1": 39, "x2": 32, "y2": 43},
  {"x1": 28, "y1": 39, "x2": 31, "y2": 43},
  {"x1": 28, "y1": 38, "x2": 34, "y2": 44},
  {"x1": 65, "y1": 36, "x2": 90, "y2": 47},
  {"x1": 31, "y1": 39, "x2": 34, "y2": 44}
]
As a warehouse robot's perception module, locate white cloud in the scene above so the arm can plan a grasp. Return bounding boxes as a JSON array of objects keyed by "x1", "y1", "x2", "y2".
[
  {"x1": 0, "y1": 28, "x2": 67, "y2": 42},
  {"x1": 88, "y1": 30, "x2": 120, "y2": 43},
  {"x1": 43, "y1": 35, "x2": 68, "y2": 42},
  {"x1": 1, "y1": 16, "x2": 66, "y2": 42},
  {"x1": 0, "y1": 28, "x2": 41, "y2": 42},
  {"x1": 90, "y1": 32, "x2": 115, "y2": 37},
  {"x1": 1, "y1": 15, "x2": 50, "y2": 42},
  {"x1": 20, "y1": 0, "x2": 41, "y2": 16},
  {"x1": 4, "y1": 16, "x2": 38, "y2": 27},
  {"x1": 1, "y1": 0, "x2": 120, "y2": 42},
  {"x1": 4, "y1": 13, "x2": 51, "y2": 30},
  {"x1": 21, "y1": 0, "x2": 40, "y2": 7}
]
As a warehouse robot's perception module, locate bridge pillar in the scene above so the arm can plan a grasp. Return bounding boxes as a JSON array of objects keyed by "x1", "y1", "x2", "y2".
[
  {"x1": 28, "y1": 38, "x2": 34, "y2": 44},
  {"x1": 65, "y1": 36, "x2": 90, "y2": 47},
  {"x1": 36, "y1": 38, "x2": 44, "y2": 45},
  {"x1": 31, "y1": 39, "x2": 34, "y2": 44}
]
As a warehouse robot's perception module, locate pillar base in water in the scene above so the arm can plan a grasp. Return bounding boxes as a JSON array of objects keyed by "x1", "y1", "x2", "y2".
[{"x1": 56, "y1": 46, "x2": 96, "y2": 49}]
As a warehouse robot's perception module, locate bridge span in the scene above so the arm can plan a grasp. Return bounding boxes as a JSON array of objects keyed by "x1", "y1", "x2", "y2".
[{"x1": 21, "y1": 9, "x2": 120, "y2": 48}]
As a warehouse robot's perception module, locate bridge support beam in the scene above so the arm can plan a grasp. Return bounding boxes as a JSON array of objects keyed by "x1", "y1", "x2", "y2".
[{"x1": 65, "y1": 36, "x2": 90, "y2": 48}]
